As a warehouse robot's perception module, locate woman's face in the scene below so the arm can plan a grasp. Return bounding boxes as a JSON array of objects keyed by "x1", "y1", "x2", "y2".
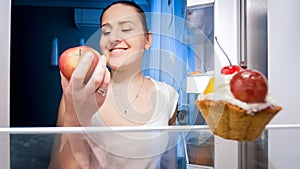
[{"x1": 100, "y1": 4, "x2": 152, "y2": 70}]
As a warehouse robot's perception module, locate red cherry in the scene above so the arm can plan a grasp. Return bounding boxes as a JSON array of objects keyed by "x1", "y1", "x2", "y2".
[
  {"x1": 221, "y1": 65, "x2": 243, "y2": 75},
  {"x1": 230, "y1": 69, "x2": 268, "y2": 103}
]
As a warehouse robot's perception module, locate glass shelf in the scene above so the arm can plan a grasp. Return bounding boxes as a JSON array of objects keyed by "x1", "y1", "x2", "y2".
[{"x1": 1, "y1": 124, "x2": 300, "y2": 169}]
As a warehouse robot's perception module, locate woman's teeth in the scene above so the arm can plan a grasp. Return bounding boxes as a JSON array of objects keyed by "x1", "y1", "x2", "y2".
[{"x1": 110, "y1": 48, "x2": 127, "y2": 52}]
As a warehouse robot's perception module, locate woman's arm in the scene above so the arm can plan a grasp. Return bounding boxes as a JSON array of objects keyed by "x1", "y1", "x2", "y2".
[
  {"x1": 162, "y1": 104, "x2": 178, "y2": 169},
  {"x1": 57, "y1": 97, "x2": 66, "y2": 127},
  {"x1": 168, "y1": 104, "x2": 178, "y2": 125},
  {"x1": 48, "y1": 97, "x2": 82, "y2": 169},
  {"x1": 51, "y1": 54, "x2": 110, "y2": 168}
]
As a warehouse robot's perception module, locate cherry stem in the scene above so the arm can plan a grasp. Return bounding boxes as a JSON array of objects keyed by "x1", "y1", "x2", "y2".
[{"x1": 215, "y1": 37, "x2": 232, "y2": 66}]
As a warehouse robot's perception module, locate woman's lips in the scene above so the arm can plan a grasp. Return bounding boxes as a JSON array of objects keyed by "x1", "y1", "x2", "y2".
[{"x1": 109, "y1": 48, "x2": 127, "y2": 57}]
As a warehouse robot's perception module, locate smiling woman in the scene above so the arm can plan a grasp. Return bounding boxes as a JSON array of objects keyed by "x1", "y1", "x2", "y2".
[
  {"x1": 49, "y1": 1, "x2": 179, "y2": 169},
  {"x1": 99, "y1": 3, "x2": 152, "y2": 70}
]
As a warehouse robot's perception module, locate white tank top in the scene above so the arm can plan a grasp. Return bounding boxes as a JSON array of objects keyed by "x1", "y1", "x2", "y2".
[{"x1": 89, "y1": 78, "x2": 178, "y2": 169}]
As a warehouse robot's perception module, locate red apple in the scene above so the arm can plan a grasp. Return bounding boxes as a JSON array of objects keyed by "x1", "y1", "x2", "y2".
[
  {"x1": 221, "y1": 65, "x2": 243, "y2": 75},
  {"x1": 230, "y1": 69, "x2": 268, "y2": 103},
  {"x1": 59, "y1": 46, "x2": 100, "y2": 82}
]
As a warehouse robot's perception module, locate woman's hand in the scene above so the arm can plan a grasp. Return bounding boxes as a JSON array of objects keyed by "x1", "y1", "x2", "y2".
[
  {"x1": 56, "y1": 52, "x2": 110, "y2": 169},
  {"x1": 61, "y1": 52, "x2": 110, "y2": 126}
]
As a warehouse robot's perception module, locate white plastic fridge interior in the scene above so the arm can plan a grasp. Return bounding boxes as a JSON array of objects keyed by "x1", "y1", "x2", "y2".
[{"x1": 0, "y1": 0, "x2": 11, "y2": 168}]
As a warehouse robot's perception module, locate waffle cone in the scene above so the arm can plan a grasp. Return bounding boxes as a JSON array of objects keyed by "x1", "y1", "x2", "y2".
[{"x1": 195, "y1": 100, "x2": 282, "y2": 141}]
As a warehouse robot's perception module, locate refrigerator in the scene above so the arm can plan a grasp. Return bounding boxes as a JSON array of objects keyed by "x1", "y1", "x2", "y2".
[
  {"x1": 1, "y1": 0, "x2": 300, "y2": 168},
  {"x1": 186, "y1": 0, "x2": 300, "y2": 168}
]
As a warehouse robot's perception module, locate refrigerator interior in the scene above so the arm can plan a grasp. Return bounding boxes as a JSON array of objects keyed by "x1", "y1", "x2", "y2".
[
  {"x1": 2, "y1": 0, "x2": 300, "y2": 168},
  {"x1": 4, "y1": 125, "x2": 300, "y2": 169}
]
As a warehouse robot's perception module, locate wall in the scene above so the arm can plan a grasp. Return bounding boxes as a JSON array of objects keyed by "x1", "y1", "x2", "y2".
[{"x1": 10, "y1": 5, "x2": 98, "y2": 126}]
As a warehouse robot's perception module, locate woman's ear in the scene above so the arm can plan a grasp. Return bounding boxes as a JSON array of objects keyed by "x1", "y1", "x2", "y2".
[{"x1": 145, "y1": 32, "x2": 152, "y2": 50}]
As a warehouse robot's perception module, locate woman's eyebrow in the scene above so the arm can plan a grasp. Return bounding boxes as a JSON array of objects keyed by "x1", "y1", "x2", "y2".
[
  {"x1": 100, "y1": 23, "x2": 111, "y2": 28},
  {"x1": 118, "y1": 20, "x2": 136, "y2": 26},
  {"x1": 101, "y1": 20, "x2": 135, "y2": 28}
]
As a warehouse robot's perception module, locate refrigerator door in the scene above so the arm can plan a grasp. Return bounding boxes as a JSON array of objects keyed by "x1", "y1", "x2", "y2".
[
  {"x1": 0, "y1": 0, "x2": 10, "y2": 127},
  {"x1": 239, "y1": 1, "x2": 269, "y2": 169},
  {"x1": 268, "y1": 0, "x2": 300, "y2": 168},
  {"x1": 186, "y1": 0, "x2": 241, "y2": 168},
  {"x1": 214, "y1": 0, "x2": 240, "y2": 168},
  {"x1": 0, "y1": 0, "x2": 11, "y2": 169},
  {"x1": 241, "y1": 0, "x2": 268, "y2": 75}
]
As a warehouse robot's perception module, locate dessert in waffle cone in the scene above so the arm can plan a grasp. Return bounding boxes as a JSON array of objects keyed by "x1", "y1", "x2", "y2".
[
  {"x1": 195, "y1": 67, "x2": 282, "y2": 141},
  {"x1": 195, "y1": 100, "x2": 282, "y2": 141},
  {"x1": 197, "y1": 38, "x2": 282, "y2": 141}
]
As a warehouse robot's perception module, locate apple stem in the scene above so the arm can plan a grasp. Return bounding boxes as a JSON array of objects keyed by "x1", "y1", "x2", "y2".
[
  {"x1": 215, "y1": 37, "x2": 232, "y2": 66},
  {"x1": 79, "y1": 49, "x2": 82, "y2": 56}
]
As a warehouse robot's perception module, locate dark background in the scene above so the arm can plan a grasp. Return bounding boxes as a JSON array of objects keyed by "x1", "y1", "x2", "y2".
[{"x1": 10, "y1": 5, "x2": 99, "y2": 127}]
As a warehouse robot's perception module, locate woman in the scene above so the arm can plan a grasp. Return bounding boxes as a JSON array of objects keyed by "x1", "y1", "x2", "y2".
[{"x1": 49, "y1": 1, "x2": 178, "y2": 169}]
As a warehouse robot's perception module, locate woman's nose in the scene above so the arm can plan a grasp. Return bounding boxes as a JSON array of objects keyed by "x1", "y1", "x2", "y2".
[{"x1": 109, "y1": 30, "x2": 122, "y2": 43}]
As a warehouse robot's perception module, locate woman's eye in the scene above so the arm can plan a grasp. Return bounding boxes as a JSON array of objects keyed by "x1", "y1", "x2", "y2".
[
  {"x1": 102, "y1": 31, "x2": 111, "y2": 36},
  {"x1": 121, "y1": 28, "x2": 132, "y2": 32}
]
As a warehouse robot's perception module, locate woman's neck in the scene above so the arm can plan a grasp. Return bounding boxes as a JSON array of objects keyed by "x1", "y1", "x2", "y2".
[{"x1": 110, "y1": 65, "x2": 143, "y2": 86}]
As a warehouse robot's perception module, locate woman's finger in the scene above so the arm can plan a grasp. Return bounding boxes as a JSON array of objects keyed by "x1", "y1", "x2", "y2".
[
  {"x1": 60, "y1": 72, "x2": 69, "y2": 88},
  {"x1": 99, "y1": 68, "x2": 111, "y2": 92},
  {"x1": 88, "y1": 55, "x2": 107, "y2": 92},
  {"x1": 72, "y1": 51, "x2": 95, "y2": 86},
  {"x1": 95, "y1": 68, "x2": 111, "y2": 107},
  {"x1": 60, "y1": 72, "x2": 72, "y2": 98},
  {"x1": 68, "y1": 134, "x2": 90, "y2": 169}
]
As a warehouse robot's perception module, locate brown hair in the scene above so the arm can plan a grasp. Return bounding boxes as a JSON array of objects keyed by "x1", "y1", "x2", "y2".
[{"x1": 99, "y1": 1, "x2": 149, "y2": 33}]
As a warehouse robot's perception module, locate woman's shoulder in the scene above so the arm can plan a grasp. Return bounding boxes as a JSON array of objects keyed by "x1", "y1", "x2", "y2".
[{"x1": 145, "y1": 76, "x2": 178, "y2": 96}]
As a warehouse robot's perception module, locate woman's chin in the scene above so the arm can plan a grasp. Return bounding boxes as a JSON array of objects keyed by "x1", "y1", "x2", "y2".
[
  {"x1": 109, "y1": 59, "x2": 132, "y2": 70},
  {"x1": 108, "y1": 62, "x2": 124, "y2": 71}
]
